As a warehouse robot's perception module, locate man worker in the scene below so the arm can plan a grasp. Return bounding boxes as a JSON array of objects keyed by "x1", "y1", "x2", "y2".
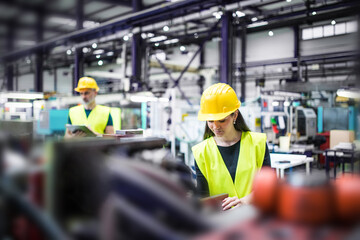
[{"x1": 65, "y1": 77, "x2": 114, "y2": 138}]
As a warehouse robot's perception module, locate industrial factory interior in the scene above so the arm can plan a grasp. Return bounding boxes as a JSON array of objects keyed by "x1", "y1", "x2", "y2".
[{"x1": 0, "y1": 0, "x2": 360, "y2": 239}]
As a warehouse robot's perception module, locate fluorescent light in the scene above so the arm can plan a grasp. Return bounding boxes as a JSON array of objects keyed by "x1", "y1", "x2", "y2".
[
  {"x1": 163, "y1": 38, "x2": 179, "y2": 44},
  {"x1": 248, "y1": 21, "x2": 268, "y2": 28},
  {"x1": 48, "y1": 16, "x2": 99, "y2": 29},
  {"x1": 93, "y1": 49, "x2": 104, "y2": 55},
  {"x1": 235, "y1": 11, "x2": 245, "y2": 18},
  {"x1": 130, "y1": 96, "x2": 169, "y2": 103},
  {"x1": 337, "y1": 89, "x2": 360, "y2": 99},
  {"x1": 1, "y1": 92, "x2": 43, "y2": 100},
  {"x1": 149, "y1": 35, "x2": 167, "y2": 42},
  {"x1": 5, "y1": 102, "x2": 33, "y2": 108}
]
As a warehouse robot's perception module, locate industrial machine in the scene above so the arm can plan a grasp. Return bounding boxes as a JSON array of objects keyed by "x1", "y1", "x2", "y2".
[{"x1": 295, "y1": 107, "x2": 317, "y2": 141}]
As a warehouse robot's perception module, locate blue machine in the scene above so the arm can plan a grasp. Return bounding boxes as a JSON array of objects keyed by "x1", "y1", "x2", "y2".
[
  {"x1": 317, "y1": 106, "x2": 356, "y2": 135},
  {"x1": 37, "y1": 109, "x2": 69, "y2": 135}
]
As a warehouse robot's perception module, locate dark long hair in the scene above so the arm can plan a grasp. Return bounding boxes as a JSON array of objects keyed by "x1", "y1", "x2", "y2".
[{"x1": 203, "y1": 109, "x2": 250, "y2": 140}]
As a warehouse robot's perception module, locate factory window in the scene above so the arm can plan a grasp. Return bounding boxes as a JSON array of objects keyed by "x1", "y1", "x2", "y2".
[
  {"x1": 346, "y1": 21, "x2": 357, "y2": 33},
  {"x1": 302, "y1": 20, "x2": 357, "y2": 40},
  {"x1": 323, "y1": 25, "x2": 334, "y2": 37},
  {"x1": 312, "y1": 26, "x2": 323, "y2": 38},
  {"x1": 302, "y1": 28, "x2": 313, "y2": 40}
]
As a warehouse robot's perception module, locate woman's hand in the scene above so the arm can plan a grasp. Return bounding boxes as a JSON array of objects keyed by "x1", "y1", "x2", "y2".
[{"x1": 222, "y1": 193, "x2": 253, "y2": 211}]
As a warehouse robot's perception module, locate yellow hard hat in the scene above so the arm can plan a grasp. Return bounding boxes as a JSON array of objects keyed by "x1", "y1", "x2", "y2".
[
  {"x1": 198, "y1": 83, "x2": 241, "y2": 121},
  {"x1": 74, "y1": 77, "x2": 99, "y2": 92}
]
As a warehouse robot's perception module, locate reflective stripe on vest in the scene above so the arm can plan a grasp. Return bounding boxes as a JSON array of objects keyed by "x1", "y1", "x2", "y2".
[
  {"x1": 69, "y1": 105, "x2": 110, "y2": 134},
  {"x1": 192, "y1": 131, "x2": 266, "y2": 199}
]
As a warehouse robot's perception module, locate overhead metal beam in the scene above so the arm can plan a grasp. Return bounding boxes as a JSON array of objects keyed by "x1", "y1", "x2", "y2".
[
  {"x1": 0, "y1": 0, "x2": 226, "y2": 62},
  {"x1": 87, "y1": 0, "x2": 132, "y2": 8}
]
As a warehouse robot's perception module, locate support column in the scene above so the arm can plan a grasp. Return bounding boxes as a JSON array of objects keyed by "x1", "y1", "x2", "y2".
[
  {"x1": 131, "y1": 0, "x2": 143, "y2": 91},
  {"x1": 220, "y1": 12, "x2": 233, "y2": 85},
  {"x1": 240, "y1": 22, "x2": 247, "y2": 102},
  {"x1": 294, "y1": 25, "x2": 301, "y2": 82},
  {"x1": 54, "y1": 67, "x2": 58, "y2": 92},
  {"x1": 6, "y1": 65, "x2": 14, "y2": 91},
  {"x1": 6, "y1": 22, "x2": 14, "y2": 91},
  {"x1": 35, "y1": 10, "x2": 44, "y2": 92},
  {"x1": 73, "y1": 0, "x2": 84, "y2": 95}
]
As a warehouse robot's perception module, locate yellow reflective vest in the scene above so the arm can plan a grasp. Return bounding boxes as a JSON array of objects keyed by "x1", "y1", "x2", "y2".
[
  {"x1": 192, "y1": 131, "x2": 266, "y2": 199},
  {"x1": 69, "y1": 105, "x2": 110, "y2": 134}
]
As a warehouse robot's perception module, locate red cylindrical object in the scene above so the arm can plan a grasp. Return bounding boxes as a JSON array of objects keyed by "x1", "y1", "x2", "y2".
[
  {"x1": 278, "y1": 184, "x2": 333, "y2": 224},
  {"x1": 252, "y1": 167, "x2": 278, "y2": 214}
]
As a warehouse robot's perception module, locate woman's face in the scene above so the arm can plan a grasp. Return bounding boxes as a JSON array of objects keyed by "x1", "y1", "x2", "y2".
[{"x1": 207, "y1": 112, "x2": 238, "y2": 137}]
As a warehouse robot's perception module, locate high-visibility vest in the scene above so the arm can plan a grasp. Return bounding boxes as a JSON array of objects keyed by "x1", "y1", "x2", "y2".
[
  {"x1": 110, "y1": 107, "x2": 121, "y2": 132},
  {"x1": 192, "y1": 131, "x2": 266, "y2": 199},
  {"x1": 69, "y1": 105, "x2": 110, "y2": 134}
]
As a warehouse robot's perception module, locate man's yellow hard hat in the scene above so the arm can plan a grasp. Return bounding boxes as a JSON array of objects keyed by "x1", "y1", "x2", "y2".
[
  {"x1": 74, "y1": 77, "x2": 100, "y2": 92},
  {"x1": 198, "y1": 83, "x2": 241, "y2": 121}
]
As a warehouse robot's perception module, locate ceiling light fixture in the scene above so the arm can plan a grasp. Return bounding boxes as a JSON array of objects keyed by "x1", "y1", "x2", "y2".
[
  {"x1": 163, "y1": 25, "x2": 170, "y2": 31},
  {"x1": 235, "y1": 10, "x2": 245, "y2": 18},
  {"x1": 154, "y1": 43, "x2": 160, "y2": 47},
  {"x1": 96, "y1": 55, "x2": 101, "y2": 59},
  {"x1": 331, "y1": 20, "x2": 336, "y2": 25},
  {"x1": 66, "y1": 49, "x2": 72, "y2": 55},
  {"x1": 312, "y1": 11, "x2": 317, "y2": 16},
  {"x1": 180, "y1": 46, "x2": 186, "y2": 51},
  {"x1": 268, "y1": 31, "x2": 274, "y2": 36},
  {"x1": 98, "y1": 60, "x2": 104, "y2": 66},
  {"x1": 248, "y1": 21, "x2": 269, "y2": 28},
  {"x1": 251, "y1": 17, "x2": 258, "y2": 22},
  {"x1": 92, "y1": 43, "x2": 97, "y2": 49},
  {"x1": 123, "y1": 35, "x2": 129, "y2": 41}
]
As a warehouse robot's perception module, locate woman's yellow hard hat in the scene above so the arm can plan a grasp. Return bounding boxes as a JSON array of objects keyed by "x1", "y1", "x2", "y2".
[
  {"x1": 74, "y1": 77, "x2": 100, "y2": 92},
  {"x1": 198, "y1": 83, "x2": 241, "y2": 121}
]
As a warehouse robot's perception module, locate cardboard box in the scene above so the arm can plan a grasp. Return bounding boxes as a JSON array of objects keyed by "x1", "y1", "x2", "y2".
[{"x1": 329, "y1": 130, "x2": 355, "y2": 149}]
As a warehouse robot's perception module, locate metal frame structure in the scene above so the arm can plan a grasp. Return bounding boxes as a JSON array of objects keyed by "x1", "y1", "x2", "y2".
[{"x1": 0, "y1": 0, "x2": 358, "y2": 97}]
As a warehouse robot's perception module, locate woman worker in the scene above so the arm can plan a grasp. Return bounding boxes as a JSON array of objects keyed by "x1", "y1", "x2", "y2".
[{"x1": 192, "y1": 83, "x2": 270, "y2": 211}]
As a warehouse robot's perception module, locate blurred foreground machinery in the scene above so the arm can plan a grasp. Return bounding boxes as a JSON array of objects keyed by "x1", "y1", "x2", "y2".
[
  {"x1": 1, "y1": 136, "x2": 360, "y2": 240},
  {"x1": 196, "y1": 168, "x2": 360, "y2": 240}
]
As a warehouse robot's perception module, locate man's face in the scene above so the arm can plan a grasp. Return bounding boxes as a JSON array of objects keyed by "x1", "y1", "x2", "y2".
[{"x1": 79, "y1": 88, "x2": 97, "y2": 104}]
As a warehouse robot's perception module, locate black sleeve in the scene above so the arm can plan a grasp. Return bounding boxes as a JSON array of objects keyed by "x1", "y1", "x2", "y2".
[
  {"x1": 195, "y1": 161, "x2": 210, "y2": 198},
  {"x1": 262, "y1": 143, "x2": 271, "y2": 167}
]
